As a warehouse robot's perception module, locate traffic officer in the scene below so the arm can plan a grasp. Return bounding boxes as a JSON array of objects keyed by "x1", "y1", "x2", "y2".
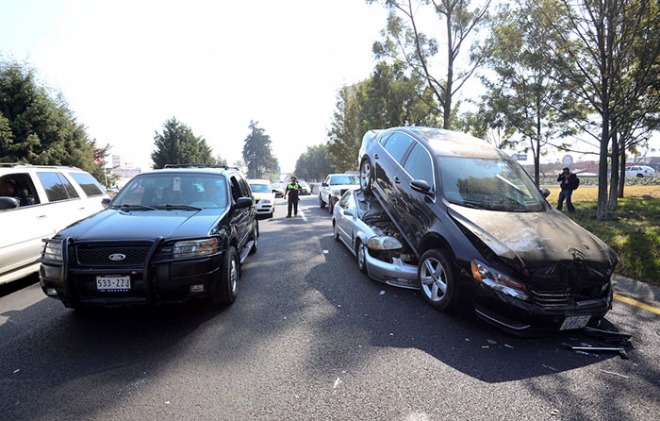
[{"x1": 284, "y1": 176, "x2": 302, "y2": 217}]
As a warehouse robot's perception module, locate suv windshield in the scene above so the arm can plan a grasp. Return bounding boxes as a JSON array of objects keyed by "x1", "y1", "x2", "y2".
[
  {"x1": 112, "y1": 173, "x2": 228, "y2": 208},
  {"x1": 439, "y1": 156, "x2": 546, "y2": 212}
]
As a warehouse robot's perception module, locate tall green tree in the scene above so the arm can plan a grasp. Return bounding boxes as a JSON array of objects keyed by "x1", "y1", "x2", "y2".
[
  {"x1": 0, "y1": 60, "x2": 107, "y2": 173},
  {"x1": 327, "y1": 61, "x2": 440, "y2": 172},
  {"x1": 540, "y1": 0, "x2": 660, "y2": 219},
  {"x1": 242, "y1": 121, "x2": 278, "y2": 179},
  {"x1": 367, "y1": 0, "x2": 491, "y2": 129},
  {"x1": 477, "y1": 0, "x2": 586, "y2": 185},
  {"x1": 294, "y1": 144, "x2": 334, "y2": 182},
  {"x1": 151, "y1": 117, "x2": 214, "y2": 169}
]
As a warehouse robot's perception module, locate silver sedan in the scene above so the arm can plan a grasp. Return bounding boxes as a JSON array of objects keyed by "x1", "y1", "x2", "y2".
[{"x1": 331, "y1": 187, "x2": 418, "y2": 289}]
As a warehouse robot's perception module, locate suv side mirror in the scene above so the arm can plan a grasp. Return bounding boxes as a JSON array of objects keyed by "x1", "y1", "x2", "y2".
[{"x1": 539, "y1": 188, "x2": 551, "y2": 198}]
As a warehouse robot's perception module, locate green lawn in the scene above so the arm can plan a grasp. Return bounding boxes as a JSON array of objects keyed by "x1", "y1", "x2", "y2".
[{"x1": 545, "y1": 185, "x2": 660, "y2": 286}]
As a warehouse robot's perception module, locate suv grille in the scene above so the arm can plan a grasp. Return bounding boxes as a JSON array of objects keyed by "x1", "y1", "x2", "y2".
[{"x1": 75, "y1": 243, "x2": 153, "y2": 267}]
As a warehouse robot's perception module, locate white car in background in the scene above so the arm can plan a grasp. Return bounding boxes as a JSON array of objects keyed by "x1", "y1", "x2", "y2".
[
  {"x1": 248, "y1": 179, "x2": 275, "y2": 218},
  {"x1": 625, "y1": 165, "x2": 656, "y2": 178},
  {"x1": 0, "y1": 163, "x2": 109, "y2": 285}
]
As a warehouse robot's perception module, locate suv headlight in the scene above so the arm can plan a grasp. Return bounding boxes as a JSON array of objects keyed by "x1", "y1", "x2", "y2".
[
  {"x1": 471, "y1": 259, "x2": 529, "y2": 302},
  {"x1": 173, "y1": 238, "x2": 219, "y2": 258},
  {"x1": 42, "y1": 240, "x2": 64, "y2": 264}
]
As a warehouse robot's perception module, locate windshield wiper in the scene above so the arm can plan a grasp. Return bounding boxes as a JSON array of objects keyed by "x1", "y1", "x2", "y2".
[
  {"x1": 153, "y1": 204, "x2": 202, "y2": 211},
  {"x1": 115, "y1": 204, "x2": 156, "y2": 211}
]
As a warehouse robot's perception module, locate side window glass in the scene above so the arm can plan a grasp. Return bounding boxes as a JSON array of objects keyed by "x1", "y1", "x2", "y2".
[
  {"x1": 37, "y1": 172, "x2": 80, "y2": 202},
  {"x1": 383, "y1": 133, "x2": 414, "y2": 164},
  {"x1": 69, "y1": 172, "x2": 105, "y2": 197},
  {"x1": 404, "y1": 143, "x2": 434, "y2": 186},
  {"x1": 236, "y1": 176, "x2": 250, "y2": 197}
]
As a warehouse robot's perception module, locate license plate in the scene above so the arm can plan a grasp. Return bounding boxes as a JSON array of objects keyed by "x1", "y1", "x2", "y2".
[
  {"x1": 560, "y1": 315, "x2": 591, "y2": 331},
  {"x1": 96, "y1": 275, "x2": 131, "y2": 292}
]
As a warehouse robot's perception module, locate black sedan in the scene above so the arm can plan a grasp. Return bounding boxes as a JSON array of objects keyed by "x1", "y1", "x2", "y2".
[{"x1": 358, "y1": 126, "x2": 619, "y2": 336}]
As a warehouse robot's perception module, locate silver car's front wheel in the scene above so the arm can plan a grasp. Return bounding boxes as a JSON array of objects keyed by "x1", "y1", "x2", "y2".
[
  {"x1": 418, "y1": 249, "x2": 456, "y2": 311},
  {"x1": 356, "y1": 240, "x2": 367, "y2": 274}
]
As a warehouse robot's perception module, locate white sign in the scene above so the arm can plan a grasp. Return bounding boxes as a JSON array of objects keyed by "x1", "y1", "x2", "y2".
[{"x1": 562, "y1": 154, "x2": 573, "y2": 167}]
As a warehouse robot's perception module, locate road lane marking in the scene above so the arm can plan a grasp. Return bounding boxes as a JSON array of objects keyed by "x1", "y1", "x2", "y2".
[{"x1": 614, "y1": 293, "x2": 660, "y2": 315}]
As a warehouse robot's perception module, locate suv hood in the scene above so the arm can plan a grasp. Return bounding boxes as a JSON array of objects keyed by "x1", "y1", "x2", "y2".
[
  {"x1": 448, "y1": 205, "x2": 618, "y2": 285},
  {"x1": 55, "y1": 208, "x2": 228, "y2": 241}
]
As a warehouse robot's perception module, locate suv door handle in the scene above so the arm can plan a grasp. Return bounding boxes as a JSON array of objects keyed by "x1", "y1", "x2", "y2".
[{"x1": 394, "y1": 177, "x2": 401, "y2": 184}]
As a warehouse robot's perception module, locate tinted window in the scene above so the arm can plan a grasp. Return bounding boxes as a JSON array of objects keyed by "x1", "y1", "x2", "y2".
[
  {"x1": 69, "y1": 172, "x2": 105, "y2": 197},
  {"x1": 38, "y1": 172, "x2": 80, "y2": 202},
  {"x1": 382, "y1": 132, "x2": 414, "y2": 163},
  {"x1": 404, "y1": 143, "x2": 434, "y2": 186}
]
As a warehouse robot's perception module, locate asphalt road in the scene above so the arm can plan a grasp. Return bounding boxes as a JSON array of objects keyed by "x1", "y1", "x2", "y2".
[{"x1": 1, "y1": 195, "x2": 659, "y2": 421}]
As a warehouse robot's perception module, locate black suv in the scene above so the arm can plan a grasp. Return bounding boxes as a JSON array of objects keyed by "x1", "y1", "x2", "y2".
[
  {"x1": 39, "y1": 165, "x2": 258, "y2": 308},
  {"x1": 358, "y1": 127, "x2": 618, "y2": 335}
]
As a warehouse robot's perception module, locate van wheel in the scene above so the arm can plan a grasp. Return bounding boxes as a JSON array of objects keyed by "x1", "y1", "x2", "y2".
[
  {"x1": 418, "y1": 249, "x2": 456, "y2": 311},
  {"x1": 356, "y1": 240, "x2": 368, "y2": 274},
  {"x1": 213, "y1": 246, "x2": 239, "y2": 304},
  {"x1": 360, "y1": 159, "x2": 373, "y2": 193}
]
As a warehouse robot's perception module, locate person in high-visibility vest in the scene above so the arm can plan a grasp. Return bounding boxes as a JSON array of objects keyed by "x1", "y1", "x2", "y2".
[{"x1": 284, "y1": 176, "x2": 302, "y2": 217}]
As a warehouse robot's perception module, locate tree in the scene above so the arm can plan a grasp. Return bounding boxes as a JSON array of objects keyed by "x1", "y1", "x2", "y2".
[
  {"x1": 367, "y1": 0, "x2": 491, "y2": 129},
  {"x1": 540, "y1": 0, "x2": 660, "y2": 219},
  {"x1": 294, "y1": 144, "x2": 334, "y2": 182},
  {"x1": 0, "y1": 60, "x2": 107, "y2": 173},
  {"x1": 242, "y1": 121, "x2": 278, "y2": 179},
  {"x1": 327, "y1": 61, "x2": 440, "y2": 172},
  {"x1": 151, "y1": 117, "x2": 214, "y2": 169},
  {"x1": 477, "y1": 0, "x2": 586, "y2": 185}
]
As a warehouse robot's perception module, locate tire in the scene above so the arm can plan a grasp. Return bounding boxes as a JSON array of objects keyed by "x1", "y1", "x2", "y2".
[
  {"x1": 356, "y1": 240, "x2": 368, "y2": 274},
  {"x1": 333, "y1": 222, "x2": 340, "y2": 241},
  {"x1": 360, "y1": 159, "x2": 373, "y2": 193},
  {"x1": 418, "y1": 249, "x2": 456, "y2": 311},
  {"x1": 319, "y1": 194, "x2": 326, "y2": 208},
  {"x1": 213, "y1": 246, "x2": 239, "y2": 304},
  {"x1": 328, "y1": 197, "x2": 334, "y2": 214},
  {"x1": 249, "y1": 223, "x2": 259, "y2": 255}
]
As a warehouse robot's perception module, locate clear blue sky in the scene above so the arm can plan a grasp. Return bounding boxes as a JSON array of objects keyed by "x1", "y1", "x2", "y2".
[{"x1": 1, "y1": 0, "x2": 389, "y2": 173}]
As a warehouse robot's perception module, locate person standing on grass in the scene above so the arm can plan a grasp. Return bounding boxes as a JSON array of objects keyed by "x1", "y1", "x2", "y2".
[
  {"x1": 557, "y1": 167, "x2": 579, "y2": 213},
  {"x1": 284, "y1": 176, "x2": 301, "y2": 218}
]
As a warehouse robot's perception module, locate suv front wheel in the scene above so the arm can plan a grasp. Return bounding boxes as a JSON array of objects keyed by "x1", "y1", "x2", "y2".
[
  {"x1": 213, "y1": 246, "x2": 239, "y2": 304},
  {"x1": 418, "y1": 249, "x2": 456, "y2": 311}
]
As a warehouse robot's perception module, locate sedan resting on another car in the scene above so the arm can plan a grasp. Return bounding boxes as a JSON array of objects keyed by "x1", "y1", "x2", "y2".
[
  {"x1": 332, "y1": 187, "x2": 417, "y2": 289},
  {"x1": 358, "y1": 126, "x2": 619, "y2": 336},
  {"x1": 39, "y1": 165, "x2": 259, "y2": 309}
]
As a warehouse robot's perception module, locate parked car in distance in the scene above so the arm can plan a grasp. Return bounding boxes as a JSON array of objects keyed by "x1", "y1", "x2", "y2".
[
  {"x1": 359, "y1": 127, "x2": 619, "y2": 336},
  {"x1": 0, "y1": 163, "x2": 109, "y2": 285},
  {"x1": 271, "y1": 181, "x2": 285, "y2": 198},
  {"x1": 332, "y1": 187, "x2": 417, "y2": 289},
  {"x1": 319, "y1": 173, "x2": 360, "y2": 214},
  {"x1": 298, "y1": 180, "x2": 311, "y2": 195},
  {"x1": 625, "y1": 165, "x2": 655, "y2": 178},
  {"x1": 39, "y1": 164, "x2": 258, "y2": 309},
  {"x1": 248, "y1": 179, "x2": 275, "y2": 218}
]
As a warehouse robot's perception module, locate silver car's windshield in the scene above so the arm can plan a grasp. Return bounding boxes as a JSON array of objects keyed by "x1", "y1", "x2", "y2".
[{"x1": 438, "y1": 156, "x2": 546, "y2": 212}]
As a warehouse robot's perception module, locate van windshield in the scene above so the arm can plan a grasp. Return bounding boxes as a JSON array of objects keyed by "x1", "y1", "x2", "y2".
[{"x1": 438, "y1": 156, "x2": 546, "y2": 212}]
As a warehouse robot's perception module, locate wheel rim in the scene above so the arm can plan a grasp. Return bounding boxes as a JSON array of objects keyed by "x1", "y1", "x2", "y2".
[
  {"x1": 420, "y1": 256, "x2": 448, "y2": 302},
  {"x1": 360, "y1": 161, "x2": 371, "y2": 190},
  {"x1": 357, "y1": 243, "x2": 366, "y2": 270},
  {"x1": 229, "y1": 256, "x2": 238, "y2": 294}
]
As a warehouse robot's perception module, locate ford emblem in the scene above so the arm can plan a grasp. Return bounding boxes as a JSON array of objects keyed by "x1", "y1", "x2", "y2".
[{"x1": 109, "y1": 253, "x2": 126, "y2": 261}]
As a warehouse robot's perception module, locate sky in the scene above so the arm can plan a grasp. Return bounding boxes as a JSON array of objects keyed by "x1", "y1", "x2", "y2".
[
  {"x1": 2, "y1": 0, "x2": 658, "y2": 176},
  {"x1": 0, "y1": 0, "x2": 390, "y2": 174}
]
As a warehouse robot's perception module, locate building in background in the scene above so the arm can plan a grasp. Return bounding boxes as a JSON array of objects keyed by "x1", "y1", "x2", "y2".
[{"x1": 109, "y1": 155, "x2": 142, "y2": 186}]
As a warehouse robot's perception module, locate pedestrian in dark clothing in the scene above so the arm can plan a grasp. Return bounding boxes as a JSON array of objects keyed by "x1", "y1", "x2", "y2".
[
  {"x1": 557, "y1": 167, "x2": 579, "y2": 213},
  {"x1": 284, "y1": 176, "x2": 301, "y2": 217}
]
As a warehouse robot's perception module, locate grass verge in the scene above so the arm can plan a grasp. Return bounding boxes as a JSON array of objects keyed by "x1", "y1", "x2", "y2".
[{"x1": 545, "y1": 185, "x2": 660, "y2": 286}]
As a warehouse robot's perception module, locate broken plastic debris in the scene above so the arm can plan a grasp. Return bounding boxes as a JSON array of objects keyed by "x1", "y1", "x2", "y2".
[
  {"x1": 600, "y1": 369, "x2": 629, "y2": 379},
  {"x1": 380, "y1": 291, "x2": 385, "y2": 295},
  {"x1": 13, "y1": 369, "x2": 20, "y2": 374},
  {"x1": 333, "y1": 378, "x2": 342, "y2": 388},
  {"x1": 487, "y1": 339, "x2": 497, "y2": 344},
  {"x1": 323, "y1": 250, "x2": 329, "y2": 254},
  {"x1": 504, "y1": 344, "x2": 514, "y2": 349}
]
